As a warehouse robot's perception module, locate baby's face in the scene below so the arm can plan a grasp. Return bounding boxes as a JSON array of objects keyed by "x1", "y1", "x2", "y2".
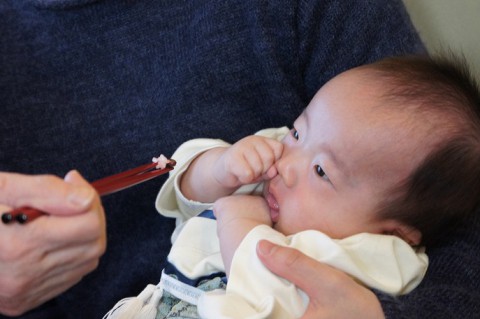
[{"x1": 263, "y1": 68, "x2": 429, "y2": 238}]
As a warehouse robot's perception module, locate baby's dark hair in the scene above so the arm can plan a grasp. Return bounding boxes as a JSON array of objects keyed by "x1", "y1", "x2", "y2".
[{"x1": 369, "y1": 54, "x2": 480, "y2": 247}]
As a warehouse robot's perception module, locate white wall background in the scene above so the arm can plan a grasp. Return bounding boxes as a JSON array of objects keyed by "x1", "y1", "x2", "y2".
[{"x1": 403, "y1": 0, "x2": 480, "y2": 79}]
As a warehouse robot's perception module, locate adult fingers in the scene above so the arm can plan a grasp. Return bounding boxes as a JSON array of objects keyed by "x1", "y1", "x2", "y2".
[
  {"x1": 30, "y1": 202, "x2": 106, "y2": 251},
  {"x1": 256, "y1": 239, "x2": 329, "y2": 297},
  {"x1": 0, "y1": 171, "x2": 96, "y2": 216}
]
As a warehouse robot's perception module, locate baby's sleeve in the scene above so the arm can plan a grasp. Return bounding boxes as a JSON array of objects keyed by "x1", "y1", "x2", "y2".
[{"x1": 155, "y1": 138, "x2": 230, "y2": 234}]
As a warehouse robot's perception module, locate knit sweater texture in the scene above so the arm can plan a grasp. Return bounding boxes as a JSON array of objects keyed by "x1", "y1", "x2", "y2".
[{"x1": 1, "y1": 1, "x2": 478, "y2": 318}]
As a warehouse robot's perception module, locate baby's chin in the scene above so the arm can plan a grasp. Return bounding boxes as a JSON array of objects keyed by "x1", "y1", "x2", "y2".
[{"x1": 271, "y1": 220, "x2": 286, "y2": 234}]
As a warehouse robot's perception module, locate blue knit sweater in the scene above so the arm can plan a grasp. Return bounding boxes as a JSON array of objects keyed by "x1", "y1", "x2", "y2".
[{"x1": 1, "y1": 1, "x2": 478, "y2": 318}]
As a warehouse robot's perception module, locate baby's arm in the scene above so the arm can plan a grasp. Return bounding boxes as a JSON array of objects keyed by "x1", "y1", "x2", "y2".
[
  {"x1": 180, "y1": 135, "x2": 282, "y2": 203},
  {"x1": 213, "y1": 195, "x2": 272, "y2": 277}
]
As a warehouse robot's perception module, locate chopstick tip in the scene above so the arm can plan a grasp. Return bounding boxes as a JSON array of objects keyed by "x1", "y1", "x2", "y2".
[{"x1": 168, "y1": 159, "x2": 176, "y2": 167}]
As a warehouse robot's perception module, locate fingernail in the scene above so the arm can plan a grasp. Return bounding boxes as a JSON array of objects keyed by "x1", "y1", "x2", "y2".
[
  {"x1": 257, "y1": 240, "x2": 275, "y2": 256},
  {"x1": 69, "y1": 186, "x2": 94, "y2": 208}
]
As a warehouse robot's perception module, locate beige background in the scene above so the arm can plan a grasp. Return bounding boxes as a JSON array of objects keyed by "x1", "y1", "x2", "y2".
[{"x1": 403, "y1": 0, "x2": 480, "y2": 79}]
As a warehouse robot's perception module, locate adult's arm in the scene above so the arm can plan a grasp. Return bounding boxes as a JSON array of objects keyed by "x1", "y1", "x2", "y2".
[{"x1": 0, "y1": 171, "x2": 106, "y2": 316}]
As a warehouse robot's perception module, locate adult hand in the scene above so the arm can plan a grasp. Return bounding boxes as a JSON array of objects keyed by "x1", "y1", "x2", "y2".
[
  {"x1": 0, "y1": 171, "x2": 106, "y2": 316},
  {"x1": 256, "y1": 240, "x2": 385, "y2": 319}
]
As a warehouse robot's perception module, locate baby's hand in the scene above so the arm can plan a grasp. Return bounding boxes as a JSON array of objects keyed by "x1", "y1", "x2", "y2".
[
  {"x1": 214, "y1": 136, "x2": 282, "y2": 188},
  {"x1": 213, "y1": 195, "x2": 272, "y2": 276},
  {"x1": 214, "y1": 195, "x2": 273, "y2": 230}
]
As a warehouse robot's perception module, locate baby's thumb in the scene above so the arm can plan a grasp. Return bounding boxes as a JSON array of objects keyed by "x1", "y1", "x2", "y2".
[{"x1": 264, "y1": 165, "x2": 278, "y2": 180}]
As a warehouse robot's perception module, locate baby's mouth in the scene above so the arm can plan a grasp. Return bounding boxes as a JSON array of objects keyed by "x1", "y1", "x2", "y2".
[{"x1": 264, "y1": 191, "x2": 280, "y2": 223}]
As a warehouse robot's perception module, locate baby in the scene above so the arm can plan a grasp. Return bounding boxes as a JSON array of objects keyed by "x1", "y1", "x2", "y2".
[{"x1": 105, "y1": 55, "x2": 480, "y2": 319}]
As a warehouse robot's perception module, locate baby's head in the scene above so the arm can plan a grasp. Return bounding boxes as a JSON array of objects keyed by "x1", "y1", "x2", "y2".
[
  {"x1": 367, "y1": 55, "x2": 480, "y2": 246},
  {"x1": 264, "y1": 55, "x2": 480, "y2": 247}
]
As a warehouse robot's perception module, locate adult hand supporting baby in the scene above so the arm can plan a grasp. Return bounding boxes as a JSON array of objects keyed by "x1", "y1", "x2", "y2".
[
  {"x1": 256, "y1": 240, "x2": 385, "y2": 319},
  {"x1": 0, "y1": 171, "x2": 106, "y2": 316}
]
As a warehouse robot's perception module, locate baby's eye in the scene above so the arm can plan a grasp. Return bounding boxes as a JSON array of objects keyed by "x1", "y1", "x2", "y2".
[
  {"x1": 291, "y1": 128, "x2": 299, "y2": 140},
  {"x1": 314, "y1": 164, "x2": 329, "y2": 181}
]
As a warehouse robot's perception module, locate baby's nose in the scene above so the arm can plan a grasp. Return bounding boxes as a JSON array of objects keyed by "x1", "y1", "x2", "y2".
[{"x1": 276, "y1": 153, "x2": 300, "y2": 187}]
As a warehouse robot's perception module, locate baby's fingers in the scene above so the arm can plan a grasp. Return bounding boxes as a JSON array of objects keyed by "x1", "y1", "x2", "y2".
[
  {"x1": 224, "y1": 136, "x2": 283, "y2": 185},
  {"x1": 251, "y1": 138, "x2": 283, "y2": 174},
  {"x1": 238, "y1": 140, "x2": 280, "y2": 183}
]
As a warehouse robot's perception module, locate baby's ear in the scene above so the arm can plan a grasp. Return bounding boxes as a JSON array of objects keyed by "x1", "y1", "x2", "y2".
[{"x1": 392, "y1": 224, "x2": 422, "y2": 246}]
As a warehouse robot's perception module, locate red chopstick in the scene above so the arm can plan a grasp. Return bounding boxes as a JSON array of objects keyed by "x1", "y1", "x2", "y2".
[
  {"x1": 1, "y1": 159, "x2": 176, "y2": 224},
  {"x1": 92, "y1": 160, "x2": 175, "y2": 195}
]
